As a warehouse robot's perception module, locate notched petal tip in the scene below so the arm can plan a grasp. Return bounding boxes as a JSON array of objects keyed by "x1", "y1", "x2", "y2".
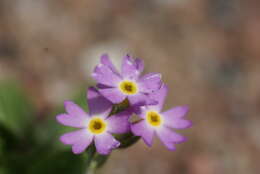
[
  {"x1": 64, "y1": 100, "x2": 78, "y2": 113},
  {"x1": 131, "y1": 121, "x2": 154, "y2": 147},
  {"x1": 56, "y1": 113, "x2": 67, "y2": 124},
  {"x1": 179, "y1": 120, "x2": 193, "y2": 129},
  {"x1": 125, "y1": 54, "x2": 132, "y2": 60},
  {"x1": 176, "y1": 136, "x2": 188, "y2": 144},
  {"x1": 185, "y1": 120, "x2": 193, "y2": 128},
  {"x1": 91, "y1": 72, "x2": 97, "y2": 78},
  {"x1": 92, "y1": 61, "x2": 122, "y2": 87},
  {"x1": 181, "y1": 105, "x2": 190, "y2": 113},
  {"x1": 113, "y1": 141, "x2": 121, "y2": 148},
  {"x1": 143, "y1": 136, "x2": 154, "y2": 147},
  {"x1": 56, "y1": 113, "x2": 64, "y2": 121},
  {"x1": 72, "y1": 144, "x2": 86, "y2": 154},
  {"x1": 121, "y1": 54, "x2": 143, "y2": 79},
  {"x1": 166, "y1": 145, "x2": 177, "y2": 151},
  {"x1": 72, "y1": 149, "x2": 82, "y2": 154},
  {"x1": 95, "y1": 133, "x2": 121, "y2": 155},
  {"x1": 177, "y1": 105, "x2": 190, "y2": 118},
  {"x1": 59, "y1": 135, "x2": 71, "y2": 145},
  {"x1": 160, "y1": 83, "x2": 168, "y2": 92},
  {"x1": 63, "y1": 100, "x2": 73, "y2": 108},
  {"x1": 100, "y1": 53, "x2": 109, "y2": 59},
  {"x1": 163, "y1": 105, "x2": 190, "y2": 120},
  {"x1": 138, "y1": 72, "x2": 163, "y2": 94},
  {"x1": 135, "y1": 58, "x2": 144, "y2": 73}
]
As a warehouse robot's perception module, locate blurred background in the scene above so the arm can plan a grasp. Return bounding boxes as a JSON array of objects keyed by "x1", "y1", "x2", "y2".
[{"x1": 0, "y1": 0, "x2": 260, "y2": 173}]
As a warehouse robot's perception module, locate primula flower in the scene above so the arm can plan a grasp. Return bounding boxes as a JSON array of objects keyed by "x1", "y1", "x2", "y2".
[
  {"x1": 92, "y1": 54, "x2": 162, "y2": 106},
  {"x1": 131, "y1": 84, "x2": 192, "y2": 150},
  {"x1": 56, "y1": 87, "x2": 130, "y2": 155}
]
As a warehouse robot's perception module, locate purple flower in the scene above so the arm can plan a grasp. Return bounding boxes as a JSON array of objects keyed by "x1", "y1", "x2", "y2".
[
  {"x1": 92, "y1": 54, "x2": 162, "y2": 106},
  {"x1": 131, "y1": 84, "x2": 192, "y2": 150},
  {"x1": 56, "y1": 87, "x2": 130, "y2": 155}
]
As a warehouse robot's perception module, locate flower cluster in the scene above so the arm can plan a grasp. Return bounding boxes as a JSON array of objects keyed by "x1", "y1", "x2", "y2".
[{"x1": 56, "y1": 54, "x2": 192, "y2": 155}]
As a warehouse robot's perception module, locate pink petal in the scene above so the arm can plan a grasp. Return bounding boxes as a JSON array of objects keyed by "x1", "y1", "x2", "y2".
[
  {"x1": 92, "y1": 63, "x2": 122, "y2": 87},
  {"x1": 106, "y1": 111, "x2": 131, "y2": 134},
  {"x1": 148, "y1": 84, "x2": 168, "y2": 111},
  {"x1": 121, "y1": 55, "x2": 142, "y2": 80},
  {"x1": 64, "y1": 101, "x2": 89, "y2": 119},
  {"x1": 60, "y1": 129, "x2": 94, "y2": 154},
  {"x1": 131, "y1": 120, "x2": 154, "y2": 147},
  {"x1": 94, "y1": 132, "x2": 120, "y2": 155},
  {"x1": 87, "y1": 87, "x2": 112, "y2": 117},
  {"x1": 99, "y1": 87, "x2": 126, "y2": 104},
  {"x1": 138, "y1": 73, "x2": 162, "y2": 93},
  {"x1": 156, "y1": 126, "x2": 186, "y2": 151},
  {"x1": 56, "y1": 114, "x2": 88, "y2": 128},
  {"x1": 100, "y1": 54, "x2": 120, "y2": 75}
]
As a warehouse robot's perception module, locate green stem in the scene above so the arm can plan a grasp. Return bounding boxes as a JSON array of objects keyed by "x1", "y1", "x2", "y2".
[
  {"x1": 85, "y1": 145, "x2": 96, "y2": 173},
  {"x1": 86, "y1": 99, "x2": 140, "y2": 173}
]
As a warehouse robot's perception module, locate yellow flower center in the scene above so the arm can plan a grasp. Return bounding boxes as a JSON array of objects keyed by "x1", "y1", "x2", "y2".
[
  {"x1": 88, "y1": 117, "x2": 107, "y2": 134},
  {"x1": 146, "y1": 111, "x2": 163, "y2": 127},
  {"x1": 119, "y1": 80, "x2": 138, "y2": 95}
]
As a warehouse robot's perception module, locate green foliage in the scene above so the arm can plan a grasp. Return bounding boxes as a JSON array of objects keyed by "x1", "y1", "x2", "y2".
[
  {"x1": 0, "y1": 81, "x2": 34, "y2": 137},
  {"x1": 28, "y1": 150, "x2": 88, "y2": 174},
  {"x1": 0, "y1": 82, "x2": 93, "y2": 174}
]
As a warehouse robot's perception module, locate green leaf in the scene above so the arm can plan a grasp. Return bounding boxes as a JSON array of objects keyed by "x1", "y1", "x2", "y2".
[
  {"x1": 27, "y1": 150, "x2": 88, "y2": 174},
  {"x1": 0, "y1": 81, "x2": 35, "y2": 137}
]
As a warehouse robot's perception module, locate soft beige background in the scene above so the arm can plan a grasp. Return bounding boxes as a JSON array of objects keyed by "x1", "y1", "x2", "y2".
[{"x1": 1, "y1": 0, "x2": 260, "y2": 173}]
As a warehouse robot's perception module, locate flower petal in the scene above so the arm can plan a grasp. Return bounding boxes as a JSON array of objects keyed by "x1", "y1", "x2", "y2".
[
  {"x1": 162, "y1": 106, "x2": 191, "y2": 129},
  {"x1": 64, "y1": 101, "x2": 89, "y2": 119},
  {"x1": 131, "y1": 120, "x2": 154, "y2": 147},
  {"x1": 96, "y1": 83, "x2": 112, "y2": 89},
  {"x1": 162, "y1": 106, "x2": 189, "y2": 119},
  {"x1": 121, "y1": 55, "x2": 141, "y2": 80},
  {"x1": 98, "y1": 87, "x2": 126, "y2": 104},
  {"x1": 100, "y1": 54, "x2": 120, "y2": 75},
  {"x1": 164, "y1": 117, "x2": 192, "y2": 129},
  {"x1": 92, "y1": 63, "x2": 122, "y2": 87},
  {"x1": 167, "y1": 119, "x2": 192, "y2": 129},
  {"x1": 148, "y1": 84, "x2": 168, "y2": 111},
  {"x1": 94, "y1": 132, "x2": 120, "y2": 155},
  {"x1": 138, "y1": 73, "x2": 162, "y2": 93},
  {"x1": 135, "y1": 58, "x2": 144, "y2": 74},
  {"x1": 60, "y1": 129, "x2": 93, "y2": 154},
  {"x1": 128, "y1": 93, "x2": 157, "y2": 107},
  {"x1": 56, "y1": 114, "x2": 88, "y2": 128},
  {"x1": 133, "y1": 106, "x2": 147, "y2": 118},
  {"x1": 60, "y1": 129, "x2": 90, "y2": 144},
  {"x1": 87, "y1": 87, "x2": 112, "y2": 117},
  {"x1": 106, "y1": 111, "x2": 131, "y2": 134},
  {"x1": 156, "y1": 126, "x2": 186, "y2": 151}
]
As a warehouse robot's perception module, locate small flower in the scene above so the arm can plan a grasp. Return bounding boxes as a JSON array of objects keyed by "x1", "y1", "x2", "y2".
[
  {"x1": 56, "y1": 87, "x2": 130, "y2": 155},
  {"x1": 131, "y1": 84, "x2": 192, "y2": 150},
  {"x1": 92, "y1": 54, "x2": 162, "y2": 106}
]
